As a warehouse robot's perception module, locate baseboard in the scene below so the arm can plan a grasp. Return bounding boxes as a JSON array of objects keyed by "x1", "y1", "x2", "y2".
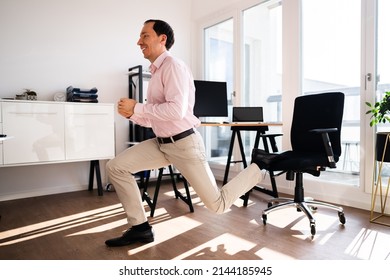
[{"x1": 0, "y1": 184, "x2": 90, "y2": 202}]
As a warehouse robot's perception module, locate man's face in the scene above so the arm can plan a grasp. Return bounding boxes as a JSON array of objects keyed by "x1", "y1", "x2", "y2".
[{"x1": 137, "y1": 22, "x2": 167, "y2": 63}]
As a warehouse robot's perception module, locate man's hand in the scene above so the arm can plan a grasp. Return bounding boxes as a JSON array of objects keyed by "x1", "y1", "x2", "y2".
[{"x1": 118, "y1": 98, "x2": 137, "y2": 118}]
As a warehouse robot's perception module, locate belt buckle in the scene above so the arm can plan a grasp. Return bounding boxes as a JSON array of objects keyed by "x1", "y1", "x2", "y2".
[{"x1": 170, "y1": 136, "x2": 174, "y2": 143}]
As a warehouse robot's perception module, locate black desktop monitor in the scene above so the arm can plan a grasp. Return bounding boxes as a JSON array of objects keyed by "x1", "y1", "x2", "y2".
[{"x1": 193, "y1": 80, "x2": 228, "y2": 117}]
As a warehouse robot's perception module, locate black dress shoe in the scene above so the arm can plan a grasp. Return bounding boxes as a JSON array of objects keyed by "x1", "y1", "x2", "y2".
[
  {"x1": 105, "y1": 227, "x2": 154, "y2": 247},
  {"x1": 251, "y1": 148, "x2": 280, "y2": 170}
]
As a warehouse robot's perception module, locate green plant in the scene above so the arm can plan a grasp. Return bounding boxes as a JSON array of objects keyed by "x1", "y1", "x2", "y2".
[{"x1": 366, "y1": 91, "x2": 390, "y2": 127}]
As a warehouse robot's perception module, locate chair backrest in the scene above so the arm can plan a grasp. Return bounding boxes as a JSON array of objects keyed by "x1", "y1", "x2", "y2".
[{"x1": 290, "y1": 92, "x2": 345, "y2": 161}]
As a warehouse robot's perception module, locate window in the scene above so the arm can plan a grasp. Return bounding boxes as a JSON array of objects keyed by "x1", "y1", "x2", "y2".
[
  {"x1": 241, "y1": 1, "x2": 282, "y2": 152},
  {"x1": 202, "y1": 19, "x2": 234, "y2": 161},
  {"x1": 201, "y1": 0, "x2": 282, "y2": 176},
  {"x1": 376, "y1": 0, "x2": 390, "y2": 133}
]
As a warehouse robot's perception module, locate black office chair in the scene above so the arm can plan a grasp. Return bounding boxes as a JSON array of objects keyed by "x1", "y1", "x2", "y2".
[{"x1": 254, "y1": 92, "x2": 346, "y2": 236}]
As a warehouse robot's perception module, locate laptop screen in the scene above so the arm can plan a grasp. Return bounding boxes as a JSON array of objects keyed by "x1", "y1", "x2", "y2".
[{"x1": 232, "y1": 107, "x2": 264, "y2": 122}]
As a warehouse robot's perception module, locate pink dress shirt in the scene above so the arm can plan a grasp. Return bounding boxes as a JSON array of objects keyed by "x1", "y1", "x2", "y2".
[{"x1": 130, "y1": 51, "x2": 200, "y2": 137}]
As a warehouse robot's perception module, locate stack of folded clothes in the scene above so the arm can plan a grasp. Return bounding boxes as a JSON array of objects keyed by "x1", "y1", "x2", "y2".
[{"x1": 66, "y1": 86, "x2": 98, "y2": 103}]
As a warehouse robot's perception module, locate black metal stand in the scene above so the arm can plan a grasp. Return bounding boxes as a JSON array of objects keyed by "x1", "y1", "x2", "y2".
[
  {"x1": 141, "y1": 166, "x2": 194, "y2": 217},
  {"x1": 88, "y1": 160, "x2": 103, "y2": 196}
]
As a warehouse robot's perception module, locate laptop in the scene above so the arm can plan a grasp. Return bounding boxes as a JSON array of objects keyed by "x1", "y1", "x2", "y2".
[{"x1": 232, "y1": 107, "x2": 264, "y2": 123}]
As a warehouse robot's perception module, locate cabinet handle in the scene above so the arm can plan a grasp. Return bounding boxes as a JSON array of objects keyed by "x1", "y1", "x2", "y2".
[
  {"x1": 70, "y1": 113, "x2": 109, "y2": 116},
  {"x1": 9, "y1": 112, "x2": 58, "y2": 115}
]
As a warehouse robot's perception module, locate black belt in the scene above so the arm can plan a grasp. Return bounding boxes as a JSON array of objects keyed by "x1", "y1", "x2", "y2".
[{"x1": 157, "y1": 128, "x2": 195, "y2": 144}]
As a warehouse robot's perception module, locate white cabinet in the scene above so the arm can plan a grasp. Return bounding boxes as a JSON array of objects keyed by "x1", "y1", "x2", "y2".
[
  {"x1": 0, "y1": 100, "x2": 115, "y2": 166},
  {"x1": 0, "y1": 104, "x2": 3, "y2": 165},
  {"x1": 65, "y1": 103, "x2": 115, "y2": 160},
  {"x1": 2, "y1": 102, "x2": 65, "y2": 165}
]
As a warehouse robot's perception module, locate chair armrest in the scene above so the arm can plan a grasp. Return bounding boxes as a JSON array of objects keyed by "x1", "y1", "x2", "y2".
[
  {"x1": 310, "y1": 128, "x2": 338, "y2": 168},
  {"x1": 257, "y1": 133, "x2": 283, "y2": 137},
  {"x1": 310, "y1": 128, "x2": 337, "y2": 133}
]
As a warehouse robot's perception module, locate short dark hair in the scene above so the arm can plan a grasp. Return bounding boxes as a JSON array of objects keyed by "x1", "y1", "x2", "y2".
[{"x1": 144, "y1": 19, "x2": 175, "y2": 50}]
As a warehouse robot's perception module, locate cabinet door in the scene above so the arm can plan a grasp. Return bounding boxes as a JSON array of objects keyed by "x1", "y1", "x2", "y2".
[
  {"x1": 65, "y1": 104, "x2": 115, "y2": 160},
  {"x1": 0, "y1": 103, "x2": 3, "y2": 165},
  {"x1": 2, "y1": 102, "x2": 65, "y2": 164}
]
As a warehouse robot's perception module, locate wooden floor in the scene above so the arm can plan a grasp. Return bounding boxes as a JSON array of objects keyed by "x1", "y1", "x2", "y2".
[{"x1": 0, "y1": 181, "x2": 390, "y2": 260}]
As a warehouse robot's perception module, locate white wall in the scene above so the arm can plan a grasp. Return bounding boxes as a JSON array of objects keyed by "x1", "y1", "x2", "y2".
[{"x1": 0, "y1": 0, "x2": 192, "y2": 200}]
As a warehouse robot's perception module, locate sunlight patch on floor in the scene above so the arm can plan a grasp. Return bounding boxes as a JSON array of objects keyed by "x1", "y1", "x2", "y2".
[
  {"x1": 127, "y1": 216, "x2": 203, "y2": 256},
  {"x1": 172, "y1": 233, "x2": 257, "y2": 260},
  {"x1": 345, "y1": 228, "x2": 390, "y2": 260},
  {"x1": 255, "y1": 247, "x2": 296, "y2": 260},
  {"x1": 0, "y1": 203, "x2": 124, "y2": 246},
  {"x1": 317, "y1": 231, "x2": 337, "y2": 245},
  {"x1": 160, "y1": 187, "x2": 203, "y2": 208},
  {"x1": 66, "y1": 218, "x2": 128, "y2": 236},
  {"x1": 264, "y1": 207, "x2": 343, "y2": 238},
  {"x1": 232, "y1": 198, "x2": 252, "y2": 208},
  {"x1": 264, "y1": 207, "x2": 304, "y2": 228}
]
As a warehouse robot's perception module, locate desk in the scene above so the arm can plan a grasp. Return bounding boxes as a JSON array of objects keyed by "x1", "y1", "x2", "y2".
[{"x1": 201, "y1": 122, "x2": 282, "y2": 206}]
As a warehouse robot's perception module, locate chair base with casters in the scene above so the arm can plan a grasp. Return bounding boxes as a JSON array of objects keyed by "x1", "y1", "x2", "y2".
[
  {"x1": 261, "y1": 170, "x2": 346, "y2": 236},
  {"x1": 140, "y1": 165, "x2": 194, "y2": 217}
]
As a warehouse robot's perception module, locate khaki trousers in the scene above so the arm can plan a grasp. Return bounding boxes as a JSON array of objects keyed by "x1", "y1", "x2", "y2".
[{"x1": 106, "y1": 130, "x2": 264, "y2": 226}]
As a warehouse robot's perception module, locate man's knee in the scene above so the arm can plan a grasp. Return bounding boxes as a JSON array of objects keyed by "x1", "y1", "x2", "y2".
[
  {"x1": 204, "y1": 200, "x2": 226, "y2": 214},
  {"x1": 106, "y1": 157, "x2": 122, "y2": 176},
  {"x1": 106, "y1": 158, "x2": 114, "y2": 172}
]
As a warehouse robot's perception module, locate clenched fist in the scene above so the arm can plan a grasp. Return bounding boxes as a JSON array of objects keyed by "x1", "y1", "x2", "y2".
[{"x1": 118, "y1": 98, "x2": 137, "y2": 118}]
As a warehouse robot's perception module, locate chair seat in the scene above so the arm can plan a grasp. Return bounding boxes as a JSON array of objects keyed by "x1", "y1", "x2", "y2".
[{"x1": 267, "y1": 151, "x2": 337, "y2": 174}]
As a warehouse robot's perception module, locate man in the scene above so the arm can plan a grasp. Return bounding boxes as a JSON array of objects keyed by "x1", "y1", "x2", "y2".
[{"x1": 105, "y1": 19, "x2": 266, "y2": 247}]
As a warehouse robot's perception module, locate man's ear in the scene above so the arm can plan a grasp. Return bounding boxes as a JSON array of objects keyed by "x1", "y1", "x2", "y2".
[{"x1": 160, "y1": 34, "x2": 167, "y2": 46}]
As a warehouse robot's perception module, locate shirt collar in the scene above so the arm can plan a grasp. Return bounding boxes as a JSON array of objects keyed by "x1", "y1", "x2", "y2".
[{"x1": 149, "y1": 51, "x2": 170, "y2": 74}]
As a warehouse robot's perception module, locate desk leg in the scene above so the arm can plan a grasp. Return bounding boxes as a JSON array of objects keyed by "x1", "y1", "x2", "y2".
[
  {"x1": 253, "y1": 133, "x2": 279, "y2": 198},
  {"x1": 223, "y1": 131, "x2": 248, "y2": 182},
  {"x1": 223, "y1": 128, "x2": 280, "y2": 206},
  {"x1": 269, "y1": 137, "x2": 279, "y2": 153},
  {"x1": 88, "y1": 160, "x2": 103, "y2": 196},
  {"x1": 223, "y1": 131, "x2": 236, "y2": 185},
  {"x1": 236, "y1": 131, "x2": 252, "y2": 206},
  {"x1": 236, "y1": 131, "x2": 247, "y2": 168}
]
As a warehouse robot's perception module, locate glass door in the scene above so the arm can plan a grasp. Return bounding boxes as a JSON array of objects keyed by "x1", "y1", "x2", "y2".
[
  {"x1": 241, "y1": 0, "x2": 282, "y2": 153},
  {"x1": 203, "y1": 18, "x2": 234, "y2": 164},
  {"x1": 376, "y1": 0, "x2": 390, "y2": 133},
  {"x1": 302, "y1": 0, "x2": 361, "y2": 185},
  {"x1": 369, "y1": 0, "x2": 390, "y2": 192},
  {"x1": 201, "y1": 1, "x2": 282, "y2": 176}
]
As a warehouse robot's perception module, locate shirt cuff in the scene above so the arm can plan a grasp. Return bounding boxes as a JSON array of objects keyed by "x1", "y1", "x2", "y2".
[{"x1": 134, "y1": 102, "x2": 144, "y2": 115}]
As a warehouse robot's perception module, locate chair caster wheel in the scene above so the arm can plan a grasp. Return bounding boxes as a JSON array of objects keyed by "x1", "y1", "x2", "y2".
[
  {"x1": 262, "y1": 214, "x2": 267, "y2": 225},
  {"x1": 338, "y1": 211, "x2": 346, "y2": 224},
  {"x1": 105, "y1": 183, "x2": 113, "y2": 192},
  {"x1": 310, "y1": 222, "x2": 316, "y2": 236}
]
